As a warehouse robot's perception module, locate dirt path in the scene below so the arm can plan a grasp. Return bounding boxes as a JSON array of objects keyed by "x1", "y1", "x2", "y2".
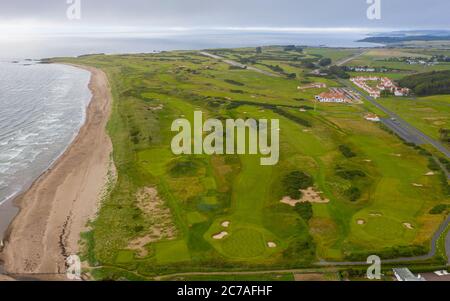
[{"x1": 0, "y1": 65, "x2": 113, "y2": 279}]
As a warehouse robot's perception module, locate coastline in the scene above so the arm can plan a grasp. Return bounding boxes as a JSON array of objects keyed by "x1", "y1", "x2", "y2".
[{"x1": 0, "y1": 65, "x2": 114, "y2": 279}]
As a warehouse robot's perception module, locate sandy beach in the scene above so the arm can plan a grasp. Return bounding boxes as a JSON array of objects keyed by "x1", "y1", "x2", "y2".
[{"x1": 0, "y1": 65, "x2": 113, "y2": 279}]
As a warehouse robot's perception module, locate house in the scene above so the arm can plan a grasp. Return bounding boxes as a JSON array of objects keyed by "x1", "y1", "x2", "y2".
[
  {"x1": 364, "y1": 113, "x2": 380, "y2": 122},
  {"x1": 350, "y1": 76, "x2": 409, "y2": 98},
  {"x1": 393, "y1": 268, "x2": 426, "y2": 281},
  {"x1": 315, "y1": 91, "x2": 347, "y2": 103},
  {"x1": 394, "y1": 87, "x2": 410, "y2": 96}
]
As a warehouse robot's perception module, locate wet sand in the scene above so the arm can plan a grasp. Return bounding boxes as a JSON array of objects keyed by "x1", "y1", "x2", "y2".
[{"x1": 0, "y1": 65, "x2": 113, "y2": 279}]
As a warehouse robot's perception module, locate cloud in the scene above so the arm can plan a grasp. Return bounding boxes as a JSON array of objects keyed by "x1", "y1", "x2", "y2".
[{"x1": 0, "y1": 0, "x2": 448, "y2": 33}]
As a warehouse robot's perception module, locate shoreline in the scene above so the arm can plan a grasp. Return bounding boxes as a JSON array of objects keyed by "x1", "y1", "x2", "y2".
[
  {"x1": 0, "y1": 64, "x2": 114, "y2": 280},
  {"x1": 0, "y1": 62, "x2": 94, "y2": 243}
]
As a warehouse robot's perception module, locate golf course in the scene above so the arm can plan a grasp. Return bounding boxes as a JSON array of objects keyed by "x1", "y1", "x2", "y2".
[{"x1": 53, "y1": 46, "x2": 450, "y2": 280}]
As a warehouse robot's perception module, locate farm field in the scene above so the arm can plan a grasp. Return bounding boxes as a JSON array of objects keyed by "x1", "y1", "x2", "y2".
[
  {"x1": 344, "y1": 48, "x2": 450, "y2": 73},
  {"x1": 377, "y1": 95, "x2": 450, "y2": 145},
  {"x1": 53, "y1": 46, "x2": 450, "y2": 280}
]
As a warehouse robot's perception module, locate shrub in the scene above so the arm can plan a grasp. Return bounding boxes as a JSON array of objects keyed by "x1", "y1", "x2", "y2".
[
  {"x1": 282, "y1": 171, "x2": 314, "y2": 199},
  {"x1": 282, "y1": 234, "x2": 315, "y2": 263},
  {"x1": 339, "y1": 145, "x2": 356, "y2": 158},
  {"x1": 224, "y1": 79, "x2": 245, "y2": 86},
  {"x1": 328, "y1": 66, "x2": 350, "y2": 79},
  {"x1": 169, "y1": 158, "x2": 203, "y2": 177},
  {"x1": 345, "y1": 186, "x2": 361, "y2": 202},
  {"x1": 319, "y1": 58, "x2": 332, "y2": 66},
  {"x1": 272, "y1": 108, "x2": 311, "y2": 127},
  {"x1": 287, "y1": 73, "x2": 297, "y2": 79},
  {"x1": 429, "y1": 204, "x2": 449, "y2": 214},
  {"x1": 302, "y1": 62, "x2": 316, "y2": 69},
  {"x1": 427, "y1": 158, "x2": 441, "y2": 171},
  {"x1": 438, "y1": 157, "x2": 450, "y2": 172},
  {"x1": 345, "y1": 245, "x2": 427, "y2": 261},
  {"x1": 294, "y1": 202, "x2": 313, "y2": 222},
  {"x1": 336, "y1": 169, "x2": 366, "y2": 180}
]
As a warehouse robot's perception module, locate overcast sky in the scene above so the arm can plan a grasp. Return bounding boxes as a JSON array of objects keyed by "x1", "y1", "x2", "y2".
[{"x1": 0, "y1": 0, "x2": 449, "y2": 35}]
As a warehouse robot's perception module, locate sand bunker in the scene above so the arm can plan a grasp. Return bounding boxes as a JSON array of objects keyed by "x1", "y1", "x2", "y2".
[
  {"x1": 129, "y1": 187, "x2": 177, "y2": 256},
  {"x1": 391, "y1": 153, "x2": 402, "y2": 157},
  {"x1": 213, "y1": 231, "x2": 229, "y2": 240},
  {"x1": 281, "y1": 187, "x2": 330, "y2": 207},
  {"x1": 357, "y1": 219, "x2": 366, "y2": 225},
  {"x1": 412, "y1": 183, "x2": 424, "y2": 187},
  {"x1": 363, "y1": 159, "x2": 372, "y2": 162},
  {"x1": 221, "y1": 221, "x2": 230, "y2": 228},
  {"x1": 370, "y1": 212, "x2": 383, "y2": 217},
  {"x1": 149, "y1": 104, "x2": 164, "y2": 111},
  {"x1": 425, "y1": 171, "x2": 435, "y2": 176},
  {"x1": 403, "y1": 223, "x2": 414, "y2": 230},
  {"x1": 267, "y1": 242, "x2": 277, "y2": 248}
]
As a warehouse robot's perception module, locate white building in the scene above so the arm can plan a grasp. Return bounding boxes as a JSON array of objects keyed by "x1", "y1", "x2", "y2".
[
  {"x1": 393, "y1": 268, "x2": 426, "y2": 281},
  {"x1": 315, "y1": 91, "x2": 347, "y2": 103},
  {"x1": 364, "y1": 113, "x2": 381, "y2": 122}
]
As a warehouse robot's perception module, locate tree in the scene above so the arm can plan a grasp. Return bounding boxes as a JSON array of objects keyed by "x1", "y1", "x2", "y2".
[
  {"x1": 319, "y1": 58, "x2": 332, "y2": 67},
  {"x1": 302, "y1": 62, "x2": 316, "y2": 69},
  {"x1": 328, "y1": 66, "x2": 350, "y2": 79},
  {"x1": 380, "y1": 89, "x2": 392, "y2": 97},
  {"x1": 294, "y1": 202, "x2": 313, "y2": 222},
  {"x1": 282, "y1": 171, "x2": 314, "y2": 199},
  {"x1": 439, "y1": 128, "x2": 450, "y2": 143},
  {"x1": 287, "y1": 73, "x2": 297, "y2": 79}
]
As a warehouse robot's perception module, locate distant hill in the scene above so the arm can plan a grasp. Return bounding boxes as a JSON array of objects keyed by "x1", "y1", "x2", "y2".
[
  {"x1": 367, "y1": 30, "x2": 450, "y2": 37},
  {"x1": 398, "y1": 70, "x2": 450, "y2": 96},
  {"x1": 358, "y1": 35, "x2": 450, "y2": 44}
]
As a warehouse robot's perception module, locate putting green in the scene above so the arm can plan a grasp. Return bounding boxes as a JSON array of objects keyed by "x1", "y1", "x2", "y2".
[{"x1": 221, "y1": 228, "x2": 267, "y2": 258}]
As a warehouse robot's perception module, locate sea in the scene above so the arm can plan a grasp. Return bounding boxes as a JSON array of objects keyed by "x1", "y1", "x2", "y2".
[
  {"x1": 0, "y1": 30, "x2": 380, "y2": 240},
  {"x1": 0, "y1": 62, "x2": 92, "y2": 233}
]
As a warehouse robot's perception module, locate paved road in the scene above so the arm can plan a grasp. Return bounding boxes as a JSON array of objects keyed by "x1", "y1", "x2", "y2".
[
  {"x1": 335, "y1": 50, "x2": 367, "y2": 67},
  {"x1": 380, "y1": 118, "x2": 424, "y2": 145},
  {"x1": 340, "y1": 79, "x2": 450, "y2": 159},
  {"x1": 333, "y1": 79, "x2": 450, "y2": 266},
  {"x1": 200, "y1": 51, "x2": 280, "y2": 77}
]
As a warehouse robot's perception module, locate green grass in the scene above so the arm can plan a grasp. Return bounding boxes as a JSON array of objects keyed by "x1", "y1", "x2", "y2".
[
  {"x1": 155, "y1": 240, "x2": 191, "y2": 264},
  {"x1": 305, "y1": 48, "x2": 361, "y2": 63},
  {"x1": 115, "y1": 250, "x2": 135, "y2": 264},
  {"x1": 52, "y1": 46, "x2": 450, "y2": 279},
  {"x1": 436, "y1": 223, "x2": 450, "y2": 262},
  {"x1": 344, "y1": 48, "x2": 450, "y2": 73},
  {"x1": 377, "y1": 95, "x2": 450, "y2": 144},
  {"x1": 162, "y1": 273, "x2": 295, "y2": 281}
]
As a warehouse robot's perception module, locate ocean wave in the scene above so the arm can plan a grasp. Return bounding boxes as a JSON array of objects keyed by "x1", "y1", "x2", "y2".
[{"x1": 0, "y1": 62, "x2": 92, "y2": 204}]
